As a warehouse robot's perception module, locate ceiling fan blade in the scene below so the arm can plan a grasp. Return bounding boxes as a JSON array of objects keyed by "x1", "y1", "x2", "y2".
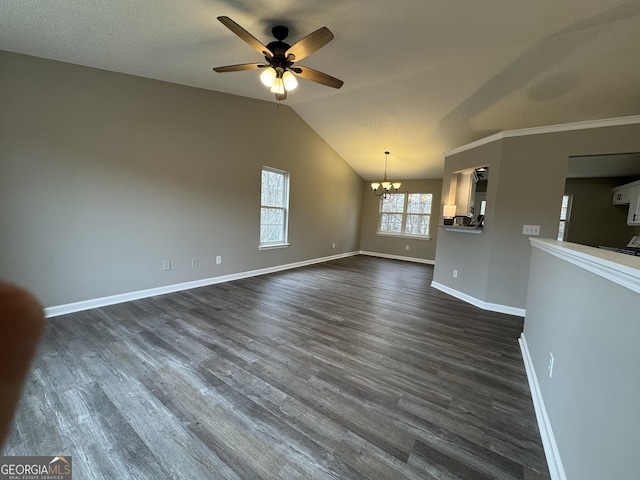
[
  {"x1": 293, "y1": 66, "x2": 343, "y2": 89},
  {"x1": 285, "y1": 27, "x2": 334, "y2": 62},
  {"x1": 217, "y1": 16, "x2": 272, "y2": 58},
  {"x1": 213, "y1": 63, "x2": 265, "y2": 73}
]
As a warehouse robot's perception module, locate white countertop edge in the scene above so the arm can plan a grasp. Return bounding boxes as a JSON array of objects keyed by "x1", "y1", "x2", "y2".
[
  {"x1": 530, "y1": 238, "x2": 640, "y2": 295},
  {"x1": 443, "y1": 226, "x2": 483, "y2": 234}
]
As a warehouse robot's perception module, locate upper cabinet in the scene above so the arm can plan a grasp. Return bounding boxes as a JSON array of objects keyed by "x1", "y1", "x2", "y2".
[
  {"x1": 612, "y1": 179, "x2": 640, "y2": 225},
  {"x1": 628, "y1": 188, "x2": 640, "y2": 226},
  {"x1": 451, "y1": 167, "x2": 489, "y2": 219},
  {"x1": 612, "y1": 187, "x2": 633, "y2": 205}
]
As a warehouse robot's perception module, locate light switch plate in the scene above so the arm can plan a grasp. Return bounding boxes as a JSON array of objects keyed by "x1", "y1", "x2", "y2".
[{"x1": 523, "y1": 225, "x2": 540, "y2": 236}]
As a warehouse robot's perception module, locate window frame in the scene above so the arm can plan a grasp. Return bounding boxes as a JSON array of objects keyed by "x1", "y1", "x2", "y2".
[
  {"x1": 259, "y1": 166, "x2": 290, "y2": 250},
  {"x1": 557, "y1": 193, "x2": 572, "y2": 241},
  {"x1": 376, "y1": 192, "x2": 433, "y2": 240}
]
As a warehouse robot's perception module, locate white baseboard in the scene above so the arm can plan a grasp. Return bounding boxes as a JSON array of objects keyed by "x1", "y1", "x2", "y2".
[
  {"x1": 359, "y1": 251, "x2": 435, "y2": 265},
  {"x1": 430, "y1": 281, "x2": 525, "y2": 317},
  {"x1": 45, "y1": 251, "x2": 359, "y2": 318},
  {"x1": 519, "y1": 333, "x2": 567, "y2": 480}
]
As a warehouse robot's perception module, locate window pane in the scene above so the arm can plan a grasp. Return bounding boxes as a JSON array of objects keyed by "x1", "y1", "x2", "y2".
[
  {"x1": 405, "y1": 214, "x2": 430, "y2": 236},
  {"x1": 380, "y1": 213, "x2": 403, "y2": 233},
  {"x1": 260, "y1": 167, "x2": 289, "y2": 246},
  {"x1": 381, "y1": 193, "x2": 405, "y2": 213},
  {"x1": 557, "y1": 220, "x2": 564, "y2": 241},
  {"x1": 260, "y1": 207, "x2": 284, "y2": 242},
  {"x1": 407, "y1": 193, "x2": 432, "y2": 214},
  {"x1": 261, "y1": 170, "x2": 285, "y2": 207},
  {"x1": 560, "y1": 194, "x2": 569, "y2": 220},
  {"x1": 558, "y1": 194, "x2": 570, "y2": 240}
]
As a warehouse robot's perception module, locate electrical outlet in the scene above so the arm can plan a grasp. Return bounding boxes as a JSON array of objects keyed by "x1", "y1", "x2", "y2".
[
  {"x1": 523, "y1": 225, "x2": 541, "y2": 236},
  {"x1": 162, "y1": 260, "x2": 171, "y2": 271},
  {"x1": 548, "y1": 352, "x2": 554, "y2": 378},
  {"x1": 453, "y1": 269, "x2": 458, "y2": 278},
  {"x1": 192, "y1": 258, "x2": 199, "y2": 268},
  {"x1": 216, "y1": 256, "x2": 222, "y2": 265},
  {"x1": 405, "y1": 245, "x2": 410, "y2": 251},
  {"x1": 332, "y1": 242, "x2": 336, "y2": 249}
]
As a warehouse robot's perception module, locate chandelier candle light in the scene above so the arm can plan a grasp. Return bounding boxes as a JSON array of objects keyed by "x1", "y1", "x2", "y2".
[{"x1": 371, "y1": 151, "x2": 401, "y2": 199}]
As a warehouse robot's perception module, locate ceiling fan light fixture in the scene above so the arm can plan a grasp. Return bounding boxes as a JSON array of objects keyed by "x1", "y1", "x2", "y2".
[
  {"x1": 213, "y1": 17, "x2": 343, "y2": 100},
  {"x1": 270, "y1": 76, "x2": 285, "y2": 95},
  {"x1": 260, "y1": 67, "x2": 276, "y2": 87},
  {"x1": 282, "y1": 70, "x2": 298, "y2": 91}
]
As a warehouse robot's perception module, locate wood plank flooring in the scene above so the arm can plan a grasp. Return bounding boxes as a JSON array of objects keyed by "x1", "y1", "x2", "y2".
[{"x1": 1, "y1": 256, "x2": 550, "y2": 479}]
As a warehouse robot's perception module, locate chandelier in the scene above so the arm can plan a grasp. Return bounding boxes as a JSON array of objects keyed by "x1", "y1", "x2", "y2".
[{"x1": 370, "y1": 151, "x2": 401, "y2": 199}]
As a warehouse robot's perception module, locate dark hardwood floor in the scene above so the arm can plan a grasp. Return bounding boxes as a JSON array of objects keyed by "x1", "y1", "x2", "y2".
[{"x1": 2, "y1": 256, "x2": 550, "y2": 479}]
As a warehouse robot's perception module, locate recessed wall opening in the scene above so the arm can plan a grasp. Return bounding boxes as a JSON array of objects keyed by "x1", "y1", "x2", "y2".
[
  {"x1": 562, "y1": 152, "x2": 640, "y2": 248},
  {"x1": 446, "y1": 166, "x2": 489, "y2": 227}
]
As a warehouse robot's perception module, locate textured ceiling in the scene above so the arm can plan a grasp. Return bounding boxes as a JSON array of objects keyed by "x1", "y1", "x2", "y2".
[{"x1": 1, "y1": 0, "x2": 640, "y2": 180}]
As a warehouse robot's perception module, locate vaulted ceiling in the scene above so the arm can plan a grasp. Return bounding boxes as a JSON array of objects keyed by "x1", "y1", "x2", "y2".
[{"x1": 2, "y1": 0, "x2": 639, "y2": 180}]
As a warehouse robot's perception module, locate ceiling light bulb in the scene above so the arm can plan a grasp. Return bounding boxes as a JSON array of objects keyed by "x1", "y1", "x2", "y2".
[
  {"x1": 371, "y1": 182, "x2": 380, "y2": 190},
  {"x1": 392, "y1": 182, "x2": 401, "y2": 190},
  {"x1": 270, "y1": 77, "x2": 285, "y2": 95},
  {"x1": 381, "y1": 182, "x2": 391, "y2": 190},
  {"x1": 282, "y1": 71, "x2": 298, "y2": 91},
  {"x1": 260, "y1": 68, "x2": 276, "y2": 87}
]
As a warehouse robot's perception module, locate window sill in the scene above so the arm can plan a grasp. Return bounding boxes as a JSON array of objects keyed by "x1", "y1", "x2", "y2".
[
  {"x1": 375, "y1": 232, "x2": 431, "y2": 241},
  {"x1": 259, "y1": 243, "x2": 290, "y2": 250}
]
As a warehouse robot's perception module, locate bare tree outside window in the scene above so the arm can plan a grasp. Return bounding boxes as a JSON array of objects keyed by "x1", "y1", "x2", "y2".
[
  {"x1": 260, "y1": 167, "x2": 289, "y2": 246},
  {"x1": 379, "y1": 193, "x2": 432, "y2": 237}
]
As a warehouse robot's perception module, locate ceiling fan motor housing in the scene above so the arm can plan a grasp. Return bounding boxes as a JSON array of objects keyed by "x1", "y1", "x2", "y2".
[
  {"x1": 271, "y1": 25, "x2": 289, "y2": 41},
  {"x1": 266, "y1": 40, "x2": 292, "y2": 65}
]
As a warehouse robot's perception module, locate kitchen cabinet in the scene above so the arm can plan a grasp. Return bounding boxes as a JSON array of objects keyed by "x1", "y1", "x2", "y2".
[
  {"x1": 612, "y1": 186, "x2": 632, "y2": 205},
  {"x1": 612, "y1": 180, "x2": 640, "y2": 225},
  {"x1": 628, "y1": 187, "x2": 640, "y2": 226},
  {"x1": 450, "y1": 167, "x2": 489, "y2": 218}
]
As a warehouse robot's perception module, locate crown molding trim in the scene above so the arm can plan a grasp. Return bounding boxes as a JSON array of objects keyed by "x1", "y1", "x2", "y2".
[{"x1": 445, "y1": 115, "x2": 640, "y2": 157}]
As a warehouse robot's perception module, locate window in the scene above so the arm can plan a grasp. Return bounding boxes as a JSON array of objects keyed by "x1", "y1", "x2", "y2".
[
  {"x1": 260, "y1": 167, "x2": 289, "y2": 248},
  {"x1": 558, "y1": 194, "x2": 571, "y2": 241},
  {"x1": 378, "y1": 193, "x2": 432, "y2": 238}
]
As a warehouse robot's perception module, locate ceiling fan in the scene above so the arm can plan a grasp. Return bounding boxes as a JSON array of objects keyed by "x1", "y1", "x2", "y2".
[{"x1": 213, "y1": 16, "x2": 343, "y2": 101}]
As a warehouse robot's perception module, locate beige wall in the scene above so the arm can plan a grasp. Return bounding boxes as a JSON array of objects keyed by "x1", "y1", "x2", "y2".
[
  {"x1": 434, "y1": 123, "x2": 640, "y2": 311},
  {"x1": 433, "y1": 140, "x2": 502, "y2": 304},
  {"x1": 564, "y1": 177, "x2": 640, "y2": 247},
  {"x1": 524, "y1": 244, "x2": 640, "y2": 479},
  {"x1": 0, "y1": 50, "x2": 363, "y2": 307},
  {"x1": 359, "y1": 179, "x2": 442, "y2": 262}
]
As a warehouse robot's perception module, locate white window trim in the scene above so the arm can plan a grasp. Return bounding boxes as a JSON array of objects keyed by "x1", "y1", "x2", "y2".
[
  {"x1": 558, "y1": 193, "x2": 572, "y2": 241},
  {"x1": 259, "y1": 242, "x2": 291, "y2": 251},
  {"x1": 376, "y1": 192, "x2": 433, "y2": 239},
  {"x1": 375, "y1": 232, "x2": 431, "y2": 240},
  {"x1": 260, "y1": 166, "x2": 290, "y2": 249}
]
